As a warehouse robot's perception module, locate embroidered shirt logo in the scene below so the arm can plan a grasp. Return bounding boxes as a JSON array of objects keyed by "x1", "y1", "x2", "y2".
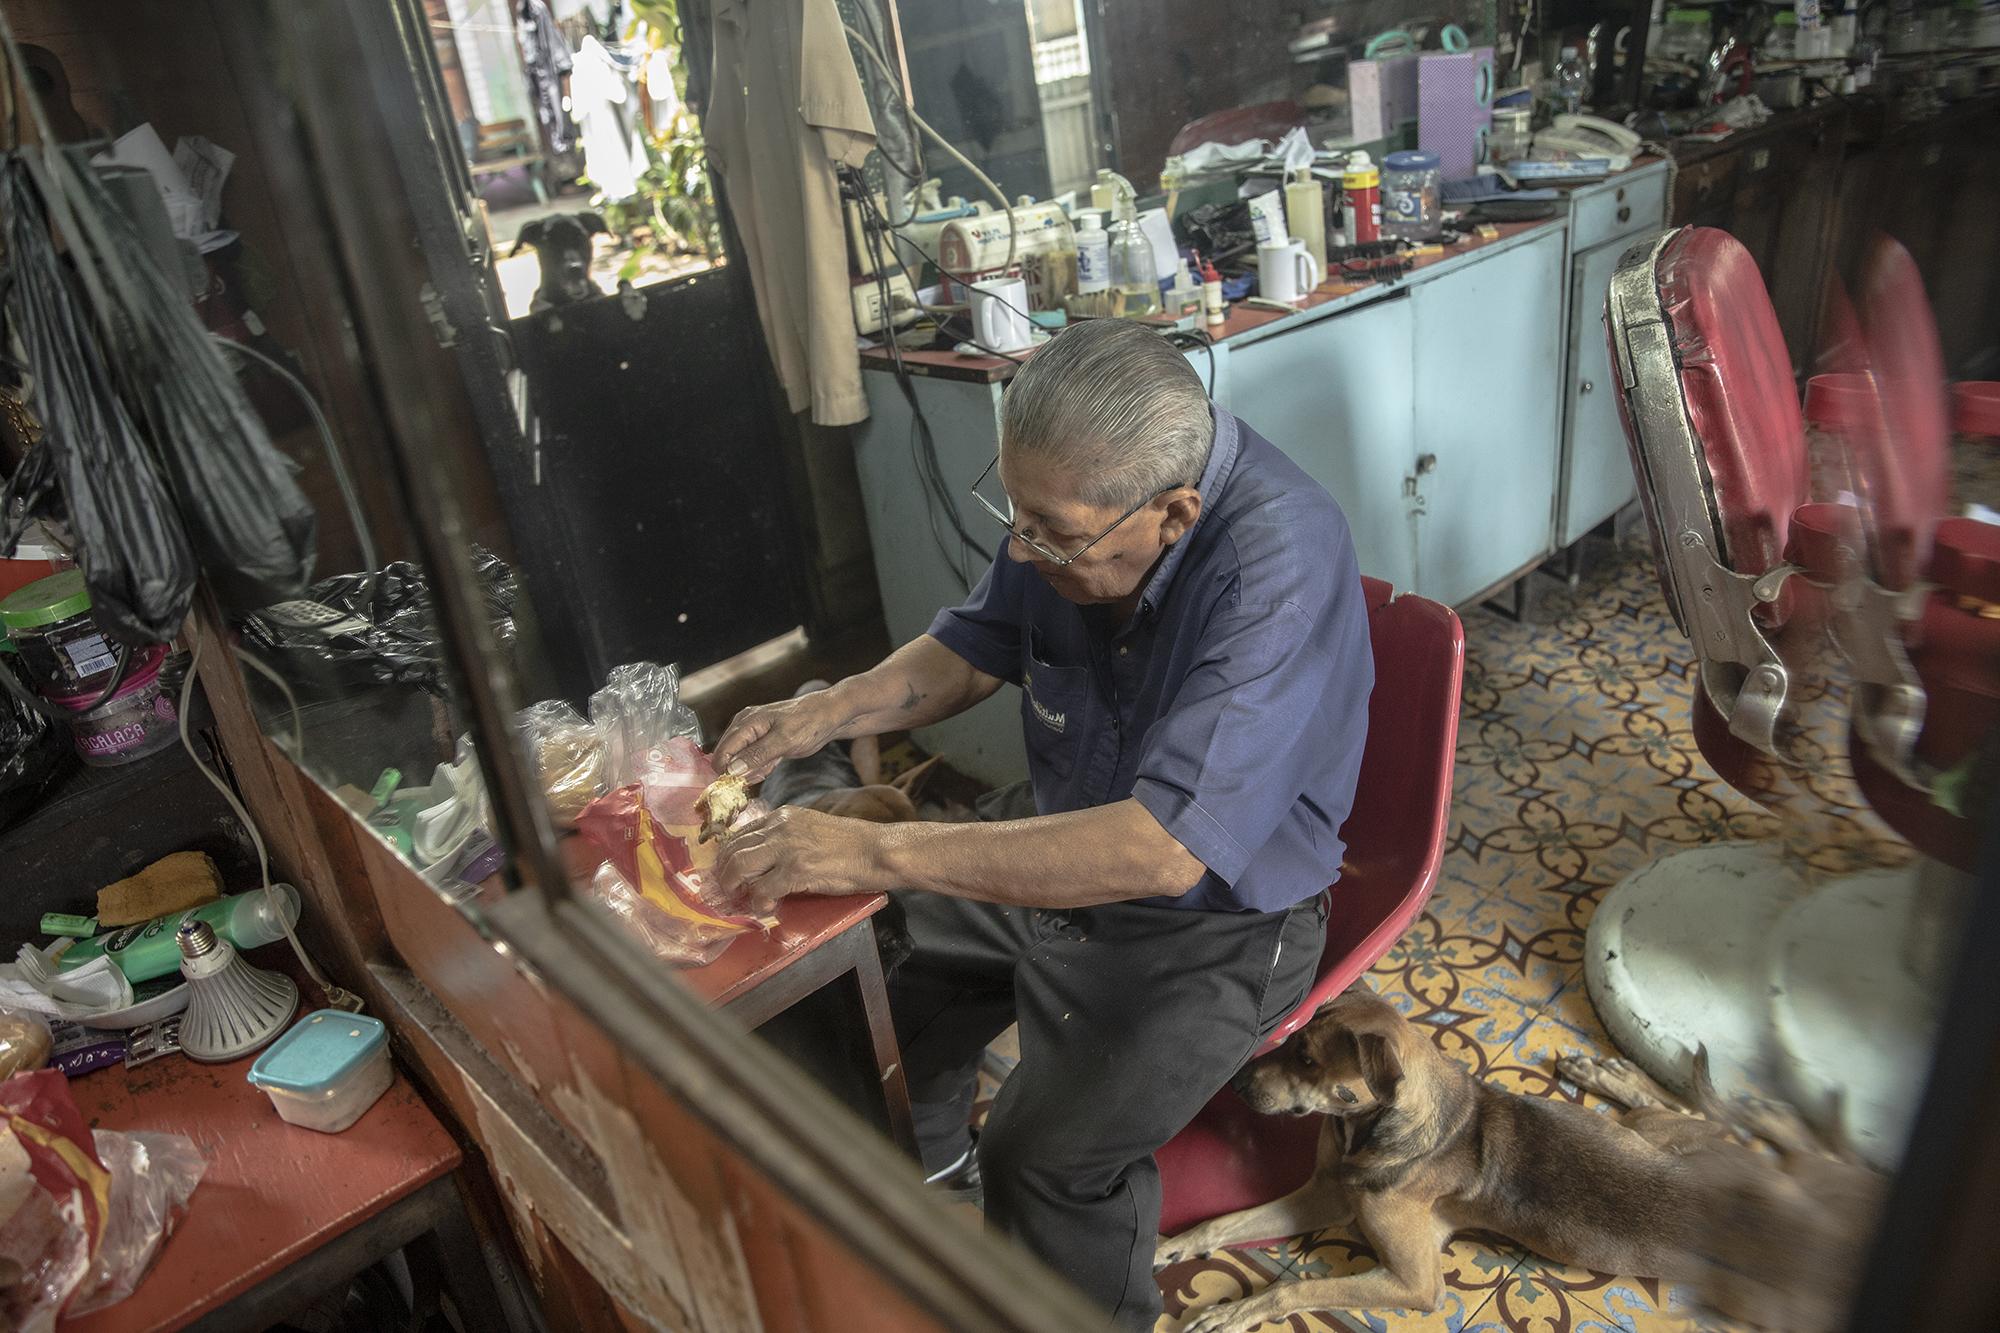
[{"x1": 1025, "y1": 669, "x2": 1066, "y2": 734}]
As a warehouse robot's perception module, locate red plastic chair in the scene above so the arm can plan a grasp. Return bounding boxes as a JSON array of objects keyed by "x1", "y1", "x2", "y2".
[{"x1": 1156, "y1": 575, "x2": 1464, "y2": 1236}]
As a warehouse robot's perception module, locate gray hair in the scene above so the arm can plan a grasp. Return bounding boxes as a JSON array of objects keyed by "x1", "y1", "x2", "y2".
[{"x1": 1000, "y1": 319, "x2": 1213, "y2": 509}]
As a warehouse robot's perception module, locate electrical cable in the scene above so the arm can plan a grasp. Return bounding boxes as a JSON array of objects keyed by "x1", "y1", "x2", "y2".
[
  {"x1": 212, "y1": 336, "x2": 380, "y2": 576},
  {"x1": 847, "y1": 1, "x2": 925, "y2": 185},
  {"x1": 845, "y1": 175, "x2": 994, "y2": 589},
  {"x1": 841, "y1": 18, "x2": 1015, "y2": 273},
  {"x1": 233, "y1": 644, "x2": 306, "y2": 765},
  {"x1": 178, "y1": 637, "x2": 360, "y2": 1011},
  {"x1": 861, "y1": 184, "x2": 1040, "y2": 332}
]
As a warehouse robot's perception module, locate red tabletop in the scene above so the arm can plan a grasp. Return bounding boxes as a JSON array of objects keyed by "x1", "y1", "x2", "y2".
[
  {"x1": 539, "y1": 829, "x2": 889, "y2": 1008},
  {"x1": 60, "y1": 1043, "x2": 461, "y2": 1332},
  {"x1": 678, "y1": 892, "x2": 889, "y2": 1008}
]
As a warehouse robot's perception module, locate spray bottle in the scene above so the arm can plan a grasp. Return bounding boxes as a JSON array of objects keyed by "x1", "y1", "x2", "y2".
[
  {"x1": 1199, "y1": 253, "x2": 1224, "y2": 326},
  {"x1": 1343, "y1": 151, "x2": 1381, "y2": 245}
]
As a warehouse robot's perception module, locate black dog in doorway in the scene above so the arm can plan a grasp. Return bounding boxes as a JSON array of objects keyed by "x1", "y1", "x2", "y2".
[{"x1": 511, "y1": 211, "x2": 609, "y2": 311}]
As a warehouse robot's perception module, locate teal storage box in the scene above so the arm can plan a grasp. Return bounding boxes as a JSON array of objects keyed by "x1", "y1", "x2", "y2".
[{"x1": 247, "y1": 1010, "x2": 392, "y2": 1133}]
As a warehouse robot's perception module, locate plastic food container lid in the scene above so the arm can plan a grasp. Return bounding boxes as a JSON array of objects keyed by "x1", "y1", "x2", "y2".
[
  {"x1": 0, "y1": 569, "x2": 92, "y2": 632},
  {"x1": 1384, "y1": 150, "x2": 1441, "y2": 172},
  {"x1": 248, "y1": 1010, "x2": 389, "y2": 1094}
]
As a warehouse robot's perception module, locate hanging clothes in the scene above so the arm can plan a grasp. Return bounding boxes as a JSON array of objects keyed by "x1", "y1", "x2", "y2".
[
  {"x1": 570, "y1": 35, "x2": 645, "y2": 201},
  {"x1": 704, "y1": 0, "x2": 876, "y2": 426},
  {"x1": 517, "y1": 0, "x2": 577, "y2": 155}
]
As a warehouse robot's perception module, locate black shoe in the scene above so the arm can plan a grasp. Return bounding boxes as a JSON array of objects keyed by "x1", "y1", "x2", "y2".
[{"x1": 926, "y1": 1145, "x2": 983, "y2": 1209}]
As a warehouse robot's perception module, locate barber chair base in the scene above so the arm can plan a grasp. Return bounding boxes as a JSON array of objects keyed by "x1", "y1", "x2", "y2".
[
  {"x1": 1585, "y1": 843, "x2": 1807, "y2": 1104},
  {"x1": 1769, "y1": 859, "x2": 1962, "y2": 1170},
  {"x1": 1587, "y1": 845, "x2": 1953, "y2": 1171}
]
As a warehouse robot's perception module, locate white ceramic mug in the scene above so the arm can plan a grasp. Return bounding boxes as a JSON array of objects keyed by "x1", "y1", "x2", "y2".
[
  {"x1": 970, "y1": 277, "x2": 1032, "y2": 353},
  {"x1": 1257, "y1": 238, "x2": 1324, "y2": 304}
]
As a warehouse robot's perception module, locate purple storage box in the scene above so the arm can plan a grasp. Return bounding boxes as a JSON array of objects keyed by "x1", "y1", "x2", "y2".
[{"x1": 1418, "y1": 47, "x2": 1496, "y2": 180}]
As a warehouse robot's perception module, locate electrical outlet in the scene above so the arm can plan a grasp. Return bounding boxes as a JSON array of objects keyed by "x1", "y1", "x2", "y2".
[{"x1": 851, "y1": 273, "x2": 916, "y2": 335}]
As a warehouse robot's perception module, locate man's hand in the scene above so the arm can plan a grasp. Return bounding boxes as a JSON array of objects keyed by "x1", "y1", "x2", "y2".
[
  {"x1": 712, "y1": 690, "x2": 851, "y2": 783},
  {"x1": 714, "y1": 806, "x2": 887, "y2": 901}
]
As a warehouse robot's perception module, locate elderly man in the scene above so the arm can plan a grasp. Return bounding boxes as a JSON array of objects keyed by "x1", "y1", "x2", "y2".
[{"x1": 715, "y1": 318, "x2": 1373, "y2": 1328}]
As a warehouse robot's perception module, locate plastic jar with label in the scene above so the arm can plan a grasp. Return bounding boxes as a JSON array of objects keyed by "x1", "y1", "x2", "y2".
[
  {"x1": 1381, "y1": 150, "x2": 1443, "y2": 242},
  {"x1": 47, "y1": 646, "x2": 178, "y2": 766},
  {"x1": 0, "y1": 569, "x2": 127, "y2": 698}
]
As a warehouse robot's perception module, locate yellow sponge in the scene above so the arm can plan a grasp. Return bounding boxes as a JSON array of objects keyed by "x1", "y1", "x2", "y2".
[{"x1": 97, "y1": 851, "x2": 224, "y2": 928}]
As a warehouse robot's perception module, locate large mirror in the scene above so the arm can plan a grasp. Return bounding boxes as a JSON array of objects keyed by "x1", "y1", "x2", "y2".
[{"x1": 8, "y1": 0, "x2": 1997, "y2": 1330}]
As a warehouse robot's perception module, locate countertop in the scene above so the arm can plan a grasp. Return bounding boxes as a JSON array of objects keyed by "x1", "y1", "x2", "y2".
[{"x1": 859, "y1": 215, "x2": 1569, "y2": 385}]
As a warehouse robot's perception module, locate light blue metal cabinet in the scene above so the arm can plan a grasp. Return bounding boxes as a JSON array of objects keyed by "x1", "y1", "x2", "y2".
[
  {"x1": 1556, "y1": 162, "x2": 1670, "y2": 547},
  {"x1": 1412, "y1": 228, "x2": 1567, "y2": 606},
  {"x1": 1559, "y1": 237, "x2": 1645, "y2": 545},
  {"x1": 1224, "y1": 293, "x2": 1421, "y2": 593},
  {"x1": 852, "y1": 371, "x2": 1029, "y2": 787}
]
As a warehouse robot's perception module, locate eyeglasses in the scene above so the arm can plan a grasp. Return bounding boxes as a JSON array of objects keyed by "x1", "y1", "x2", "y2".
[{"x1": 970, "y1": 454, "x2": 1188, "y2": 567}]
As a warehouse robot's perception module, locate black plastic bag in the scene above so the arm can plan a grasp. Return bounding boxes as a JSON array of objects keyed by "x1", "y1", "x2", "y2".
[
  {"x1": 0, "y1": 652, "x2": 69, "y2": 832},
  {"x1": 1179, "y1": 199, "x2": 1258, "y2": 268},
  {"x1": 62, "y1": 159, "x2": 317, "y2": 609},
  {"x1": 0, "y1": 162, "x2": 197, "y2": 645},
  {"x1": 237, "y1": 548, "x2": 518, "y2": 694}
]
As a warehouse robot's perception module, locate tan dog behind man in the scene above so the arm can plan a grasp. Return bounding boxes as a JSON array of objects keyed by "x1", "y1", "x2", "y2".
[{"x1": 1157, "y1": 983, "x2": 1883, "y2": 1333}]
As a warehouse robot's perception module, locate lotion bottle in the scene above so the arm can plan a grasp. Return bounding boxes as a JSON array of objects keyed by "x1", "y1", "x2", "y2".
[{"x1": 1284, "y1": 166, "x2": 1326, "y2": 280}]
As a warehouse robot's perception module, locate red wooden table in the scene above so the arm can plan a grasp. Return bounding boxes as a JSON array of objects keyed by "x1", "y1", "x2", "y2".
[
  {"x1": 543, "y1": 834, "x2": 916, "y2": 1153},
  {"x1": 58, "y1": 1034, "x2": 506, "y2": 1332}
]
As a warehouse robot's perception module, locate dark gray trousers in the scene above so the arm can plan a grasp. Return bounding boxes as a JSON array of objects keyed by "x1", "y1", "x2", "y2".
[
  {"x1": 763, "y1": 752, "x2": 1325, "y2": 1328},
  {"x1": 889, "y1": 819, "x2": 1326, "y2": 1328}
]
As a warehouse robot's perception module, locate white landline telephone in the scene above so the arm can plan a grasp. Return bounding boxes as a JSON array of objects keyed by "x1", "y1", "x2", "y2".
[{"x1": 1532, "y1": 114, "x2": 1642, "y2": 171}]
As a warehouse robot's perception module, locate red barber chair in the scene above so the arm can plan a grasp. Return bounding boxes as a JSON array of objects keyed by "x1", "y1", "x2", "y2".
[
  {"x1": 1157, "y1": 576, "x2": 1463, "y2": 1236},
  {"x1": 1590, "y1": 227, "x2": 1994, "y2": 1168}
]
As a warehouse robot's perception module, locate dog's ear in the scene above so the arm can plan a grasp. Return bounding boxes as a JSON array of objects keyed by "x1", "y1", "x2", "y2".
[
  {"x1": 510, "y1": 219, "x2": 545, "y2": 256},
  {"x1": 580, "y1": 212, "x2": 609, "y2": 236},
  {"x1": 1356, "y1": 1030, "x2": 1404, "y2": 1106}
]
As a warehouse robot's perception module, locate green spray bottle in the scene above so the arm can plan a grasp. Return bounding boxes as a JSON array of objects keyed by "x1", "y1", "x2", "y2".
[{"x1": 55, "y1": 885, "x2": 302, "y2": 983}]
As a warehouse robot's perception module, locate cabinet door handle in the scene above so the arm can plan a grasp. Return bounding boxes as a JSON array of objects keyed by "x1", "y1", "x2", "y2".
[
  {"x1": 1580, "y1": 379, "x2": 1594, "y2": 395},
  {"x1": 1416, "y1": 452, "x2": 1438, "y2": 475},
  {"x1": 1616, "y1": 205, "x2": 1632, "y2": 223}
]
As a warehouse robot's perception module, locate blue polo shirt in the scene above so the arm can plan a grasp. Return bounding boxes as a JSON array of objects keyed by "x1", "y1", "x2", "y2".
[{"x1": 926, "y1": 406, "x2": 1373, "y2": 913}]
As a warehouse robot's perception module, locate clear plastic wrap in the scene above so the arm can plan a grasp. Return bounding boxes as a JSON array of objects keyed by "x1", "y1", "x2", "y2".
[
  {"x1": 0, "y1": 1069, "x2": 109, "y2": 1332},
  {"x1": 66, "y1": 1130, "x2": 206, "y2": 1315},
  {"x1": 516, "y1": 699, "x2": 606, "y2": 827},
  {"x1": 0, "y1": 1008, "x2": 53, "y2": 1078},
  {"x1": 574, "y1": 784, "x2": 775, "y2": 968},
  {"x1": 582, "y1": 862, "x2": 737, "y2": 968},
  {"x1": 588, "y1": 661, "x2": 704, "y2": 816}
]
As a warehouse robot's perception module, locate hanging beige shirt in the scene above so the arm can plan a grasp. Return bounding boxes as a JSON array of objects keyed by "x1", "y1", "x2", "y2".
[{"x1": 706, "y1": 0, "x2": 875, "y2": 426}]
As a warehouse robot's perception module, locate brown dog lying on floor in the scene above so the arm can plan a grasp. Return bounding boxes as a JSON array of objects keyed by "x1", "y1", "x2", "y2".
[{"x1": 1156, "y1": 983, "x2": 1883, "y2": 1333}]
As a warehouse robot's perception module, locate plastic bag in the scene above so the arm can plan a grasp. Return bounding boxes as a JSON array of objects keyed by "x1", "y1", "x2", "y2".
[
  {"x1": 238, "y1": 548, "x2": 518, "y2": 693},
  {"x1": 0, "y1": 1009, "x2": 52, "y2": 1080},
  {"x1": 0, "y1": 163, "x2": 197, "y2": 645},
  {"x1": 589, "y1": 661, "x2": 702, "y2": 790},
  {"x1": 0, "y1": 1069, "x2": 111, "y2": 1332},
  {"x1": 0, "y1": 656, "x2": 67, "y2": 833},
  {"x1": 60, "y1": 152, "x2": 316, "y2": 610},
  {"x1": 574, "y1": 784, "x2": 773, "y2": 966},
  {"x1": 582, "y1": 862, "x2": 736, "y2": 968},
  {"x1": 517, "y1": 700, "x2": 606, "y2": 827},
  {"x1": 66, "y1": 1130, "x2": 206, "y2": 1315}
]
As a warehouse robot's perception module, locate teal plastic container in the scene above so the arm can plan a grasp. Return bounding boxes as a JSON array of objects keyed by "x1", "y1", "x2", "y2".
[{"x1": 248, "y1": 1010, "x2": 393, "y2": 1133}]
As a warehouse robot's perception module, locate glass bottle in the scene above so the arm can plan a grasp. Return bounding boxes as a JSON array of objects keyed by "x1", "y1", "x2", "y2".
[{"x1": 1107, "y1": 207, "x2": 1158, "y2": 316}]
